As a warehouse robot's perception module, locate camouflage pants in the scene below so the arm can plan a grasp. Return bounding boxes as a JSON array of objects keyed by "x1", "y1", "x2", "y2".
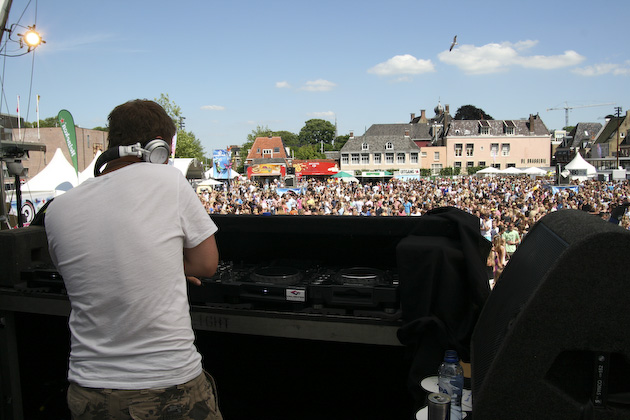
[{"x1": 67, "y1": 371, "x2": 223, "y2": 420}]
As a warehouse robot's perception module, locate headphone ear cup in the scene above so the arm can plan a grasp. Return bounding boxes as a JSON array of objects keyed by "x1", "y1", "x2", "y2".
[{"x1": 143, "y1": 139, "x2": 170, "y2": 164}]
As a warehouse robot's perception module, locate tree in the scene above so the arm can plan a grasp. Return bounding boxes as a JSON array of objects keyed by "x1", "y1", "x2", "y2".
[
  {"x1": 454, "y1": 105, "x2": 493, "y2": 120},
  {"x1": 247, "y1": 125, "x2": 273, "y2": 143},
  {"x1": 333, "y1": 134, "x2": 350, "y2": 151},
  {"x1": 154, "y1": 93, "x2": 205, "y2": 159},
  {"x1": 25, "y1": 116, "x2": 58, "y2": 128},
  {"x1": 175, "y1": 131, "x2": 205, "y2": 160},
  {"x1": 294, "y1": 144, "x2": 325, "y2": 160},
  {"x1": 298, "y1": 119, "x2": 335, "y2": 146},
  {"x1": 273, "y1": 130, "x2": 299, "y2": 149}
]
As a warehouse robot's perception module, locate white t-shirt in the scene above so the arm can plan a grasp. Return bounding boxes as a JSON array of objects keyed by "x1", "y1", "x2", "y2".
[{"x1": 45, "y1": 163, "x2": 217, "y2": 389}]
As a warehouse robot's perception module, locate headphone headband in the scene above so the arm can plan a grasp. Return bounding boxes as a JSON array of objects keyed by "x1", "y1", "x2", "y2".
[{"x1": 94, "y1": 139, "x2": 170, "y2": 177}]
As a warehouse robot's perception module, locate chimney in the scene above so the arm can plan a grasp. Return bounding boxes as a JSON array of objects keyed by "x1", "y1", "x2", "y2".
[
  {"x1": 410, "y1": 113, "x2": 416, "y2": 121},
  {"x1": 420, "y1": 109, "x2": 427, "y2": 123},
  {"x1": 404, "y1": 129, "x2": 410, "y2": 137},
  {"x1": 445, "y1": 104, "x2": 450, "y2": 115},
  {"x1": 349, "y1": 131, "x2": 354, "y2": 139},
  {"x1": 529, "y1": 114, "x2": 535, "y2": 133}
]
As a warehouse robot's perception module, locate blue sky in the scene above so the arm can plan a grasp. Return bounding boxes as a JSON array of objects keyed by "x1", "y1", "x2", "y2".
[{"x1": 2, "y1": 0, "x2": 628, "y2": 156}]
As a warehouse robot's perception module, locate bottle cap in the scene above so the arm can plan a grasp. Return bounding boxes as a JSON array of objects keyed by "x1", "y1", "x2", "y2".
[{"x1": 444, "y1": 349, "x2": 459, "y2": 363}]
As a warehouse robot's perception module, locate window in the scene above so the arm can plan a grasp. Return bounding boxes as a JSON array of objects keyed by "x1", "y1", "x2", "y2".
[
  {"x1": 421, "y1": 152, "x2": 427, "y2": 158},
  {"x1": 274, "y1": 147, "x2": 280, "y2": 153},
  {"x1": 478, "y1": 161, "x2": 486, "y2": 167},
  {"x1": 361, "y1": 153, "x2": 370, "y2": 164},
  {"x1": 455, "y1": 143, "x2": 463, "y2": 157},
  {"x1": 492, "y1": 163, "x2": 501, "y2": 169},
  {"x1": 397, "y1": 152, "x2": 406, "y2": 164},
  {"x1": 454, "y1": 161, "x2": 462, "y2": 168},
  {"x1": 262, "y1": 148, "x2": 272, "y2": 156},
  {"x1": 410, "y1": 152, "x2": 418, "y2": 164},
  {"x1": 431, "y1": 163, "x2": 442, "y2": 176},
  {"x1": 490, "y1": 143, "x2": 499, "y2": 157},
  {"x1": 385, "y1": 152, "x2": 394, "y2": 164},
  {"x1": 341, "y1": 154, "x2": 349, "y2": 165},
  {"x1": 466, "y1": 144, "x2": 474, "y2": 157},
  {"x1": 351, "y1": 153, "x2": 360, "y2": 164},
  {"x1": 467, "y1": 161, "x2": 474, "y2": 168},
  {"x1": 373, "y1": 153, "x2": 382, "y2": 164},
  {"x1": 386, "y1": 142, "x2": 394, "y2": 150},
  {"x1": 362, "y1": 142, "x2": 369, "y2": 151},
  {"x1": 479, "y1": 120, "x2": 490, "y2": 135},
  {"x1": 501, "y1": 144, "x2": 510, "y2": 156},
  {"x1": 504, "y1": 120, "x2": 516, "y2": 135},
  {"x1": 434, "y1": 151, "x2": 440, "y2": 161}
]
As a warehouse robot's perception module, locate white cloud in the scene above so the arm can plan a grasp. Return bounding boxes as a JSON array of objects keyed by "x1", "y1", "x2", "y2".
[
  {"x1": 201, "y1": 105, "x2": 225, "y2": 111},
  {"x1": 367, "y1": 54, "x2": 435, "y2": 76},
  {"x1": 572, "y1": 61, "x2": 630, "y2": 76},
  {"x1": 438, "y1": 40, "x2": 585, "y2": 74},
  {"x1": 300, "y1": 79, "x2": 336, "y2": 92},
  {"x1": 307, "y1": 111, "x2": 335, "y2": 119},
  {"x1": 276, "y1": 81, "x2": 291, "y2": 88}
]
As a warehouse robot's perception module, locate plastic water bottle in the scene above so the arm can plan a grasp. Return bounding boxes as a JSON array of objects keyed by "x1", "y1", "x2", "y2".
[{"x1": 438, "y1": 350, "x2": 464, "y2": 420}]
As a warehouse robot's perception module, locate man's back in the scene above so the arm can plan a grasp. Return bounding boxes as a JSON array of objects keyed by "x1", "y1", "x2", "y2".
[{"x1": 45, "y1": 163, "x2": 217, "y2": 389}]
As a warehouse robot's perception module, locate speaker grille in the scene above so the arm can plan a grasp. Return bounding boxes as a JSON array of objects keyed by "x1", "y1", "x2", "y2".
[{"x1": 471, "y1": 221, "x2": 568, "y2": 395}]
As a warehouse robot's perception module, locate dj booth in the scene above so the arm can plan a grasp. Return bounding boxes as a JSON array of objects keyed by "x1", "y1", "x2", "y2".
[
  {"x1": 1, "y1": 214, "x2": 433, "y2": 420},
  {"x1": 6, "y1": 209, "x2": 627, "y2": 420}
]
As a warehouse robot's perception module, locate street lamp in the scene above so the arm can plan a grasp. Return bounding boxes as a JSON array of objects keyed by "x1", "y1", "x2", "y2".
[{"x1": 1, "y1": 23, "x2": 46, "y2": 56}]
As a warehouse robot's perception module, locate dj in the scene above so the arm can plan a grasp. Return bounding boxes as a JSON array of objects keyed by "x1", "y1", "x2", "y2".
[{"x1": 45, "y1": 99, "x2": 222, "y2": 420}]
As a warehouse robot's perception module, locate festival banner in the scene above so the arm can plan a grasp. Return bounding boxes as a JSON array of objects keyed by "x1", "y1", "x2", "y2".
[
  {"x1": 57, "y1": 109, "x2": 79, "y2": 175},
  {"x1": 213, "y1": 149, "x2": 231, "y2": 179}
]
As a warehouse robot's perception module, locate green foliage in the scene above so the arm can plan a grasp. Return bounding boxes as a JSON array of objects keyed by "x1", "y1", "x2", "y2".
[
  {"x1": 420, "y1": 168, "x2": 431, "y2": 177},
  {"x1": 333, "y1": 134, "x2": 349, "y2": 151},
  {"x1": 154, "y1": 93, "x2": 182, "y2": 123},
  {"x1": 274, "y1": 130, "x2": 299, "y2": 149},
  {"x1": 454, "y1": 105, "x2": 493, "y2": 120},
  {"x1": 25, "y1": 116, "x2": 58, "y2": 128},
  {"x1": 298, "y1": 119, "x2": 335, "y2": 146},
  {"x1": 154, "y1": 93, "x2": 206, "y2": 160},
  {"x1": 175, "y1": 131, "x2": 205, "y2": 160},
  {"x1": 247, "y1": 125, "x2": 273, "y2": 143},
  {"x1": 294, "y1": 144, "x2": 325, "y2": 160},
  {"x1": 466, "y1": 165, "x2": 484, "y2": 175}
]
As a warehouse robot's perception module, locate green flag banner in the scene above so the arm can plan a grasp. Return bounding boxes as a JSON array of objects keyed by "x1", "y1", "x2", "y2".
[{"x1": 58, "y1": 109, "x2": 79, "y2": 175}]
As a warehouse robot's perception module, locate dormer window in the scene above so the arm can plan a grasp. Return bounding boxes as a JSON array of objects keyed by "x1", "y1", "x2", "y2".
[
  {"x1": 504, "y1": 120, "x2": 516, "y2": 136},
  {"x1": 479, "y1": 120, "x2": 490, "y2": 135},
  {"x1": 362, "y1": 142, "x2": 369, "y2": 151},
  {"x1": 386, "y1": 142, "x2": 393, "y2": 150}
]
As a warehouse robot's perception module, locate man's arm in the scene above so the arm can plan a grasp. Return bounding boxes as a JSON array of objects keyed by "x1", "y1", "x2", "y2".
[{"x1": 183, "y1": 235, "x2": 219, "y2": 281}]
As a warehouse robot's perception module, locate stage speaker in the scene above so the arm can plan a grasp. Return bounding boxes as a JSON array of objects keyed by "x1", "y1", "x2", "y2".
[{"x1": 471, "y1": 209, "x2": 630, "y2": 419}]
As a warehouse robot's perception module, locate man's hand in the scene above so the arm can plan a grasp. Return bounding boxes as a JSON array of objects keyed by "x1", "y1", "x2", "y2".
[{"x1": 186, "y1": 276, "x2": 202, "y2": 286}]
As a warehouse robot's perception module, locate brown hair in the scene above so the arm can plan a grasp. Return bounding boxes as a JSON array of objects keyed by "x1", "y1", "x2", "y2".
[{"x1": 106, "y1": 99, "x2": 176, "y2": 149}]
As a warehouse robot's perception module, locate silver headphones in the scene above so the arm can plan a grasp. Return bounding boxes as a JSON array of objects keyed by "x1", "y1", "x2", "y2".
[{"x1": 94, "y1": 139, "x2": 170, "y2": 176}]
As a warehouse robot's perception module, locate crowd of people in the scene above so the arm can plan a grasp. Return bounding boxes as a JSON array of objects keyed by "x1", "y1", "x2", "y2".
[
  {"x1": 198, "y1": 175, "x2": 630, "y2": 289},
  {"x1": 198, "y1": 176, "x2": 629, "y2": 226}
]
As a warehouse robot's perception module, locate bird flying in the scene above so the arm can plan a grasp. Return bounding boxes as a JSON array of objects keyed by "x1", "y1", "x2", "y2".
[{"x1": 449, "y1": 35, "x2": 458, "y2": 52}]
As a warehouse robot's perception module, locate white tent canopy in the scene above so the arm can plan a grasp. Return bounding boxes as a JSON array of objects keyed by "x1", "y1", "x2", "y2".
[
  {"x1": 79, "y1": 150, "x2": 101, "y2": 183},
  {"x1": 477, "y1": 167, "x2": 500, "y2": 175},
  {"x1": 22, "y1": 148, "x2": 78, "y2": 192},
  {"x1": 564, "y1": 153, "x2": 597, "y2": 180},
  {"x1": 522, "y1": 167, "x2": 547, "y2": 175},
  {"x1": 500, "y1": 167, "x2": 523, "y2": 175},
  {"x1": 171, "y1": 158, "x2": 205, "y2": 179}
]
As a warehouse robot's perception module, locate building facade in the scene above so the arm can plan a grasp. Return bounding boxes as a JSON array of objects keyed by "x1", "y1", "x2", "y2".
[{"x1": 340, "y1": 104, "x2": 552, "y2": 175}]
